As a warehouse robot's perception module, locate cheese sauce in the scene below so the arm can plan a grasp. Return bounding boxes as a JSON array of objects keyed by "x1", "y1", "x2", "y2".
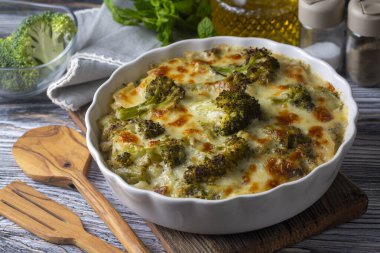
[{"x1": 99, "y1": 45, "x2": 347, "y2": 200}]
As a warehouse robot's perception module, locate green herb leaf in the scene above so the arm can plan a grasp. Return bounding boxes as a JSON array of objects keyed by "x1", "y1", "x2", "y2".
[{"x1": 197, "y1": 17, "x2": 215, "y2": 38}]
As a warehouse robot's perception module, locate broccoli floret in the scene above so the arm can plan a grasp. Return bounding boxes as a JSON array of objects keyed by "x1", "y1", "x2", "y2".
[
  {"x1": 287, "y1": 84, "x2": 315, "y2": 111},
  {"x1": 130, "y1": 119, "x2": 165, "y2": 139},
  {"x1": 211, "y1": 47, "x2": 279, "y2": 84},
  {"x1": 115, "y1": 165, "x2": 149, "y2": 184},
  {"x1": 0, "y1": 11, "x2": 76, "y2": 92},
  {"x1": 223, "y1": 135, "x2": 251, "y2": 164},
  {"x1": 13, "y1": 11, "x2": 76, "y2": 65},
  {"x1": 214, "y1": 90, "x2": 261, "y2": 136},
  {"x1": 223, "y1": 72, "x2": 249, "y2": 92},
  {"x1": 244, "y1": 47, "x2": 280, "y2": 83},
  {"x1": 184, "y1": 154, "x2": 228, "y2": 183},
  {"x1": 184, "y1": 135, "x2": 250, "y2": 183},
  {"x1": 116, "y1": 76, "x2": 186, "y2": 120},
  {"x1": 160, "y1": 138, "x2": 187, "y2": 168},
  {"x1": 179, "y1": 183, "x2": 220, "y2": 200}
]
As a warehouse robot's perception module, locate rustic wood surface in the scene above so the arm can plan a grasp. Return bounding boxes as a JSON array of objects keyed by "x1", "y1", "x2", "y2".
[
  {"x1": 12, "y1": 126, "x2": 149, "y2": 253},
  {"x1": 0, "y1": 181, "x2": 123, "y2": 253},
  {"x1": 0, "y1": 1, "x2": 379, "y2": 253}
]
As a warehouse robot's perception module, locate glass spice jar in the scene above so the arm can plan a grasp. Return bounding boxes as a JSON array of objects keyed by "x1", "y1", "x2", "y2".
[
  {"x1": 298, "y1": 0, "x2": 346, "y2": 71},
  {"x1": 346, "y1": 0, "x2": 380, "y2": 87},
  {"x1": 210, "y1": 0, "x2": 299, "y2": 46}
]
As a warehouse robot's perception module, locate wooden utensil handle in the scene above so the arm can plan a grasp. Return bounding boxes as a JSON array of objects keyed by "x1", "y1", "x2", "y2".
[
  {"x1": 71, "y1": 171, "x2": 149, "y2": 253},
  {"x1": 75, "y1": 230, "x2": 124, "y2": 253}
]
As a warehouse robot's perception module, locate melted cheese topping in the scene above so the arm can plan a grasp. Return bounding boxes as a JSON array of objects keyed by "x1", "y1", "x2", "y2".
[{"x1": 99, "y1": 45, "x2": 347, "y2": 200}]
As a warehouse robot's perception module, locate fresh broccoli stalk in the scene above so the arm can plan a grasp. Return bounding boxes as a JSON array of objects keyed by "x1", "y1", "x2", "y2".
[
  {"x1": 213, "y1": 90, "x2": 261, "y2": 136},
  {"x1": 184, "y1": 135, "x2": 250, "y2": 183},
  {"x1": 129, "y1": 119, "x2": 165, "y2": 139},
  {"x1": 211, "y1": 47, "x2": 280, "y2": 84},
  {"x1": 116, "y1": 76, "x2": 186, "y2": 120}
]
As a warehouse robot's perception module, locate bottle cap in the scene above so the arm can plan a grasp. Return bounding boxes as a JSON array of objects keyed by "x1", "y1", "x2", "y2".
[
  {"x1": 298, "y1": 0, "x2": 345, "y2": 29},
  {"x1": 348, "y1": 0, "x2": 380, "y2": 37}
]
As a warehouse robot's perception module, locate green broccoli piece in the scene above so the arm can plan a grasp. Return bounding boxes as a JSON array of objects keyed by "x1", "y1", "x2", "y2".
[
  {"x1": 114, "y1": 165, "x2": 149, "y2": 185},
  {"x1": 223, "y1": 71, "x2": 249, "y2": 92},
  {"x1": 0, "y1": 11, "x2": 76, "y2": 92},
  {"x1": 129, "y1": 119, "x2": 165, "y2": 139},
  {"x1": 160, "y1": 138, "x2": 187, "y2": 168},
  {"x1": 179, "y1": 183, "x2": 220, "y2": 200},
  {"x1": 116, "y1": 76, "x2": 186, "y2": 120},
  {"x1": 184, "y1": 135, "x2": 250, "y2": 183},
  {"x1": 287, "y1": 84, "x2": 315, "y2": 111},
  {"x1": 213, "y1": 90, "x2": 261, "y2": 136},
  {"x1": 244, "y1": 47, "x2": 280, "y2": 83},
  {"x1": 211, "y1": 47, "x2": 279, "y2": 84}
]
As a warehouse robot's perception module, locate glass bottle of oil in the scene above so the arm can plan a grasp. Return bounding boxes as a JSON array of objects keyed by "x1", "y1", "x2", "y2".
[{"x1": 210, "y1": 0, "x2": 299, "y2": 46}]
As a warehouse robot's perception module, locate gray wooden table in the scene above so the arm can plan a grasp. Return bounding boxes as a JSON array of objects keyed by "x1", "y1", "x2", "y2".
[{"x1": 1, "y1": 1, "x2": 380, "y2": 253}]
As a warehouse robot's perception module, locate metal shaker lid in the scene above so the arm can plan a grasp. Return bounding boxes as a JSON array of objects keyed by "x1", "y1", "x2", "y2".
[
  {"x1": 298, "y1": 0, "x2": 345, "y2": 29},
  {"x1": 348, "y1": 0, "x2": 380, "y2": 37}
]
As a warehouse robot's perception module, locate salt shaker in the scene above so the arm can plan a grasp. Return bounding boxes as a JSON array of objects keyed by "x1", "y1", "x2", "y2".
[
  {"x1": 298, "y1": 0, "x2": 345, "y2": 71},
  {"x1": 346, "y1": 0, "x2": 380, "y2": 87}
]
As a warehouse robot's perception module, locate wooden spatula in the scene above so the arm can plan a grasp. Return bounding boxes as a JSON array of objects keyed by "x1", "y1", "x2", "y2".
[
  {"x1": 12, "y1": 126, "x2": 149, "y2": 253},
  {"x1": 0, "y1": 180, "x2": 123, "y2": 253}
]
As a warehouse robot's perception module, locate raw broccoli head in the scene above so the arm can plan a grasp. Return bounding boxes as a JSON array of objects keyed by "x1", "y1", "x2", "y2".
[
  {"x1": 14, "y1": 11, "x2": 77, "y2": 65},
  {"x1": 117, "y1": 76, "x2": 186, "y2": 120},
  {"x1": 130, "y1": 119, "x2": 165, "y2": 139},
  {"x1": 160, "y1": 138, "x2": 187, "y2": 168},
  {"x1": 214, "y1": 90, "x2": 261, "y2": 136},
  {"x1": 287, "y1": 84, "x2": 315, "y2": 111},
  {"x1": 245, "y1": 47, "x2": 280, "y2": 83}
]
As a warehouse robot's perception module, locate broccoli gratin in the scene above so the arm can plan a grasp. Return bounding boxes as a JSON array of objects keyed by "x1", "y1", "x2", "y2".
[{"x1": 99, "y1": 45, "x2": 347, "y2": 200}]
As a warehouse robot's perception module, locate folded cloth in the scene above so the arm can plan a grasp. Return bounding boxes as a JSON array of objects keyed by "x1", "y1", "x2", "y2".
[{"x1": 47, "y1": 5, "x2": 161, "y2": 111}]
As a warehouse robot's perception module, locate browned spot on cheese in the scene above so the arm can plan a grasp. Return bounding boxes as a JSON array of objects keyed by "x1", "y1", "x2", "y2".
[
  {"x1": 168, "y1": 115, "x2": 191, "y2": 127},
  {"x1": 154, "y1": 186, "x2": 168, "y2": 195},
  {"x1": 313, "y1": 106, "x2": 333, "y2": 122},
  {"x1": 266, "y1": 179, "x2": 280, "y2": 189},
  {"x1": 188, "y1": 79, "x2": 195, "y2": 84},
  {"x1": 174, "y1": 106, "x2": 188, "y2": 113},
  {"x1": 326, "y1": 82, "x2": 336, "y2": 93},
  {"x1": 153, "y1": 65, "x2": 169, "y2": 76},
  {"x1": 148, "y1": 140, "x2": 160, "y2": 147},
  {"x1": 242, "y1": 164, "x2": 257, "y2": 184},
  {"x1": 120, "y1": 131, "x2": 139, "y2": 143},
  {"x1": 266, "y1": 157, "x2": 294, "y2": 178},
  {"x1": 168, "y1": 59, "x2": 179, "y2": 64},
  {"x1": 129, "y1": 89, "x2": 137, "y2": 96},
  {"x1": 276, "y1": 110, "x2": 299, "y2": 125},
  {"x1": 249, "y1": 182, "x2": 259, "y2": 192},
  {"x1": 227, "y1": 54, "x2": 242, "y2": 60},
  {"x1": 177, "y1": 66, "x2": 188, "y2": 73},
  {"x1": 284, "y1": 65, "x2": 305, "y2": 83},
  {"x1": 151, "y1": 109, "x2": 167, "y2": 120},
  {"x1": 202, "y1": 142, "x2": 214, "y2": 152},
  {"x1": 224, "y1": 187, "x2": 233, "y2": 196},
  {"x1": 183, "y1": 128, "x2": 202, "y2": 135},
  {"x1": 277, "y1": 85, "x2": 288, "y2": 91},
  {"x1": 308, "y1": 126, "x2": 323, "y2": 138}
]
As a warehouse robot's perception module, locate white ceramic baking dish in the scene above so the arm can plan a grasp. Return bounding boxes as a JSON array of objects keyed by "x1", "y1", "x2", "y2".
[{"x1": 85, "y1": 37, "x2": 358, "y2": 234}]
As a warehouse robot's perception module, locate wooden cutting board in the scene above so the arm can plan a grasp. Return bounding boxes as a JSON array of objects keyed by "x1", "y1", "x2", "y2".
[{"x1": 68, "y1": 106, "x2": 368, "y2": 253}]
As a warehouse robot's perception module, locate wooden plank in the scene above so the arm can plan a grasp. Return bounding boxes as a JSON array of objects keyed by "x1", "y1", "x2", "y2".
[{"x1": 69, "y1": 108, "x2": 368, "y2": 253}]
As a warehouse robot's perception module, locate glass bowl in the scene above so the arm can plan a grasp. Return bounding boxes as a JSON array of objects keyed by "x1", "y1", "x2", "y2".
[{"x1": 0, "y1": 0, "x2": 77, "y2": 99}]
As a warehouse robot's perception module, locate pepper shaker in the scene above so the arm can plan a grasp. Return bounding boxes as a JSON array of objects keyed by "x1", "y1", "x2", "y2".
[
  {"x1": 346, "y1": 0, "x2": 380, "y2": 87},
  {"x1": 298, "y1": 0, "x2": 346, "y2": 71}
]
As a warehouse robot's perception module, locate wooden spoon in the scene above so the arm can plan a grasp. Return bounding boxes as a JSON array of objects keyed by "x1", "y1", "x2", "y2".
[
  {"x1": 12, "y1": 125, "x2": 149, "y2": 253},
  {"x1": 0, "y1": 180, "x2": 123, "y2": 253}
]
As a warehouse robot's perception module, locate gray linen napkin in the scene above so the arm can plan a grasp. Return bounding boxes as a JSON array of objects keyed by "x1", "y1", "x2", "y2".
[{"x1": 47, "y1": 5, "x2": 161, "y2": 111}]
